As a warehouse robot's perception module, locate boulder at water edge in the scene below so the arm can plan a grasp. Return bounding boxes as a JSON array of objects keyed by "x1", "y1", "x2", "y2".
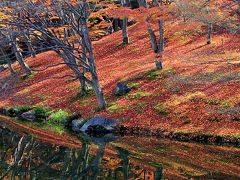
[
  {"x1": 71, "y1": 119, "x2": 86, "y2": 132},
  {"x1": 21, "y1": 110, "x2": 36, "y2": 121},
  {"x1": 80, "y1": 116, "x2": 119, "y2": 133}
]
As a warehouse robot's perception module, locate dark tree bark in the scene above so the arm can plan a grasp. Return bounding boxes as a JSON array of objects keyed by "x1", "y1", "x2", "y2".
[
  {"x1": 207, "y1": 23, "x2": 213, "y2": 44},
  {"x1": 10, "y1": 34, "x2": 32, "y2": 76},
  {"x1": 122, "y1": 18, "x2": 129, "y2": 44},
  {"x1": 138, "y1": 0, "x2": 148, "y2": 8},
  {"x1": 0, "y1": 48, "x2": 15, "y2": 75},
  {"x1": 153, "y1": 0, "x2": 159, "y2": 7},
  {"x1": 158, "y1": 19, "x2": 164, "y2": 52},
  {"x1": 160, "y1": 0, "x2": 163, "y2": 6},
  {"x1": 147, "y1": 22, "x2": 158, "y2": 53},
  {"x1": 113, "y1": 19, "x2": 119, "y2": 32}
]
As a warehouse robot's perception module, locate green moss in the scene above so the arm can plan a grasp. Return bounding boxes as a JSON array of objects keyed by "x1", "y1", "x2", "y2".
[
  {"x1": 208, "y1": 117, "x2": 222, "y2": 122},
  {"x1": 33, "y1": 106, "x2": 51, "y2": 119},
  {"x1": 89, "y1": 17, "x2": 101, "y2": 24},
  {"x1": 219, "y1": 100, "x2": 233, "y2": 109},
  {"x1": 125, "y1": 91, "x2": 153, "y2": 100},
  {"x1": 183, "y1": 120, "x2": 191, "y2": 125},
  {"x1": 232, "y1": 117, "x2": 240, "y2": 122},
  {"x1": 128, "y1": 82, "x2": 141, "y2": 90},
  {"x1": 48, "y1": 109, "x2": 69, "y2": 124},
  {"x1": 108, "y1": 104, "x2": 127, "y2": 112},
  {"x1": 50, "y1": 124, "x2": 65, "y2": 134},
  {"x1": 5, "y1": 105, "x2": 32, "y2": 117},
  {"x1": 205, "y1": 99, "x2": 221, "y2": 105},
  {"x1": 134, "y1": 102, "x2": 148, "y2": 109},
  {"x1": 160, "y1": 68, "x2": 175, "y2": 78},
  {"x1": 20, "y1": 72, "x2": 38, "y2": 80},
  {"x1": 69, "y1": 88, "x2": 95, "y2": 103},
  {"x1": 145, "y1": 69, "x2": 160, "y2": 80},
  {"x1": 154, "y1": 103, "x2": 169, "y2": 116}
]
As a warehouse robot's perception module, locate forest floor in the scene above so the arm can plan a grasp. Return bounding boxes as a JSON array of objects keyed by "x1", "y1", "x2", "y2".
[{"x1": 0, "y1": 7, "x2": 239, "y2": 139}]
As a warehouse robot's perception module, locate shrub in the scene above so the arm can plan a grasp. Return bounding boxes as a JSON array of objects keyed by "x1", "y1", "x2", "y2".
[
  {"x1": 33, "y1": 107, "x2": 51, "y2": 119},
  {"x1": 6, "y1": 105, "x2": 32, "y2": 116}
]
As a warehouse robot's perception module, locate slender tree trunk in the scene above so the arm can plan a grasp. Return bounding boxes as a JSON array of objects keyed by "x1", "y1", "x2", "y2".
[
  {"x1": 138, "y1": 0, "x2": 148, "y2": 7},
  {"x1": 121, "y1": 0, "x2": 130, "y2": 7},
  {"x1": 125, "y1": 0, "x2": 130, "y2": 6},
  {"x1": 7, "y1": 59, "x2": 15, "y2": 75},
  {"x1": 0, "y1": 48, "x2": 15, "y2": 75},
  {"x1": 91, "y1": 77, "x2": 107, "y2": 110},
  {"x1": 159, "y1": 0, "x2": 163, "y2": 6},
  {"x1": 153, "y1": 0, "x2": 159, "y2": 7},
  {"x1": 207, "y1": 23, "x2": 213, "y2": 44},
  {"x1": 154, "y1": 167, "x2": 164, "y2": 180},
  {"x1": 80, "y1": 41, "x2": 88, "y2": 96},
  {"x1": 122, "y1": 18, "x2": 129, "y2": 44},
  {"x1": 11, "y1": 34, "x2": 32, "y2": 76},
  {"x1": 81, "y1": 15, "x2": 107, "y2": 110},
  {"x1": 147, "y1": 22, "x2": 158, "y2": 53},
  {"x1": 24, "y1": 32, "x2": 36, "y2": 58},
  {"x1": 158, "y1": 19, "x2": 164, "y2": 52},
  {"x1": 113, "y1": 19, "x2": 119, "y2": 32}
]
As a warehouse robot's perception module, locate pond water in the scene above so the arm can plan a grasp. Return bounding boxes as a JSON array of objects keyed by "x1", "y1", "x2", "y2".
[{"x1": 0, "y1": 125, "x2": 239, "y2": 180}]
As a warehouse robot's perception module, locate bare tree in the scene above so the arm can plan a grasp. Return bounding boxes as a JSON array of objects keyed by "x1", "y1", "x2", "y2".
[{"x1": 2, "y1": 0, "x2": 107, "y2": 109}]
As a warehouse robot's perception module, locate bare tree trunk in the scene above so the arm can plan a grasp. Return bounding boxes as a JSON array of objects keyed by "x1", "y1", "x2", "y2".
[
  {"x1": 91, "y1": 77, "x2": 107, "y2": 110},
  {"x1": 81, "y1": 16, "x2": 107, "y2": 110},
  {"x1": 80, "y1": 41, "x2": 88, "y2": 96},
  {"x1": 11, "y1": 34, "x2": 32, "y2": 76},
  {"x1": 121, "y1": 0, "x2": 130, "y2": 7},
  {"x1": 0, "y1": 48, "x2": 15, "y2": 75},
  {"x1": 138, "y1": 0, "x2": 148, "y2": 7},
  {"x1": 113, "y1": 19, "x2": 119, "y2": 32},
  {"x1": 153, "y1": 0, "x2": 159, "y2": 7},
  {"x1": 207, "y1": 23, "x2": 213, "y2": 44},
  {"x1": 24, "y1": 32, "x2": 36, "y2": 58},
  {"x1": 7, "y1": 59, "x2": 15, "y2": 75},
  {"x1": 122, "y1": 18, "x2": 129, "y2": 44},
  {"x1": 147, "y1": 22, "x2": 158, "y2": 53},
  {"x1": 158, "y1": 19, "x2": 164, "y2": 52},
  {"x1": 159, "y1": 0, "x2": 163, "y2": 6}
]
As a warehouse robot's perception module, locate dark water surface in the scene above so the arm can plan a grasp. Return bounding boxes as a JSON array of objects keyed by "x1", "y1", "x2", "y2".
[{"x1": 0, "y1": 126, "x2": 239, "y2": 180}]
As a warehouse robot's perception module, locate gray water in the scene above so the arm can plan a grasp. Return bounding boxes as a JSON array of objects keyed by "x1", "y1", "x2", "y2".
[{"x1": 0, "y1": 126, "x2": 239, "y2": 180}]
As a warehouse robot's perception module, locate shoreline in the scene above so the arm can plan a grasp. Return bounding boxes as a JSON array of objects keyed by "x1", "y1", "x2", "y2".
[{"x1": 0, "y1": 114, "x2": 239, "y2": 147}]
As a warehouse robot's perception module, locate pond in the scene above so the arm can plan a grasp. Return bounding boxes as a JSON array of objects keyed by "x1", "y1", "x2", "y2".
[{"x1": 0, "y1": 125, "x2": 239, "y2": 180}]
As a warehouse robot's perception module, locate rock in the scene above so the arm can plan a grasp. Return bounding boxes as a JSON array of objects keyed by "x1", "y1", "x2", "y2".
[
  {"x1": 0, "y1": 108, "x2": 7, "y2": 115},
  {"x1": 71, "y1": 119, "x2": 86, "y2": 132},
  {"x1": 6, "y1": 108, "x2": 19, "y2": 117},
  {"x1": 80, "y1": 116, "x2": 119, "y2": 133},
  {"x1": 0, "y1": 65, "x2": 6, "y2": 73},
  {"x1": 21, "y1": 110, "x2": 36, "y2": 121},
  {"x1": 114, "y1": 82, "x2": 131, "y2": 96}
]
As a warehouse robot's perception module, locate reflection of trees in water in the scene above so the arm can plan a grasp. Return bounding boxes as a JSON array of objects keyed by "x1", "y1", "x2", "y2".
[
  {"x1": 113, "y1": 147, "x2": 163, "y2": 180},
  {"x1": 0, "y1": 127, "x2": 164, "y2": 179}
]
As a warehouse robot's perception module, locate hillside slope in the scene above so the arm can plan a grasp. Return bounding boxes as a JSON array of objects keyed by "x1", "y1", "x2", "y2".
[{"x1": 0, "y1": 10, "x2": 239, "y2": 137}]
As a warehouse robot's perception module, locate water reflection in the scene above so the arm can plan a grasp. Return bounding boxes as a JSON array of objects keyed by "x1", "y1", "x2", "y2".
[{"x1": 0, "y1": 126, "x2": 239, "y2": 180}]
